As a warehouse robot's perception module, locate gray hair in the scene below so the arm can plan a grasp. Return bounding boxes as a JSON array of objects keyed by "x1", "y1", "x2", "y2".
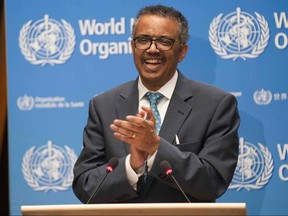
[{"x1": 131, "y1": 5, "x2": 189, "y2": 44}]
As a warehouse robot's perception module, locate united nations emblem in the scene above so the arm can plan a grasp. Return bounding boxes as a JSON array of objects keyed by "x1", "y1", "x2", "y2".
[
  {"x1": 17, "y1": 95, "x2": 35, "y2": 111},
  {"x1": 229, "y1": 138, "x2": 274, "y2": 191},
  {"x1": 22, "y1": 140, "x2": 77, "y2": 192},
  {"x1": 19, "y1": 15, "x2": 76, "y2": 66},
  {"x1": 253, "y1": 89, "x2": 273, "y2": 105},
  {"x1": 209, "y1": 7, "x2": 269, "y2": 60}
]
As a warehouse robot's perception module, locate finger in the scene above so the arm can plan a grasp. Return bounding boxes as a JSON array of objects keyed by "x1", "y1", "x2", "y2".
[
  {"x1": 113, "y1": 130, "x2": 140, "y2": 146},
  {"x1": 125, "y1": 115, "x2": 147, "y2": 126},
  {"x1": 137, "y1": 108, "x2": 148, "y2": 119},
  {"x1": 110, "y1": 120, "x2": 137, "y2": 137},
  {"x1": 113, "y1": 131, "x2": 135, "y2": 143},
  {"x1": 140, "y1": 106, "x2": 155, "y2": 121}
]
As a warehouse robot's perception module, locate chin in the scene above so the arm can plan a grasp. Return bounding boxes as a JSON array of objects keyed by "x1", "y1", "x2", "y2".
[{"x1": 141, "y1": 71, "x2": 161, "y2": 80}]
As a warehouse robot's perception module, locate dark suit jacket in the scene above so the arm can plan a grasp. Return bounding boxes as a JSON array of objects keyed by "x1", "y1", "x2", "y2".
[{"x1": 73, "y1": 72, "x2": 240, "y2": 203}]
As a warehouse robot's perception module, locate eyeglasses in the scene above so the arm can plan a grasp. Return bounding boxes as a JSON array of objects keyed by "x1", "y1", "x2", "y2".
[{"x1": 133, "y1": 37, "x2": 178, "y2": 51}]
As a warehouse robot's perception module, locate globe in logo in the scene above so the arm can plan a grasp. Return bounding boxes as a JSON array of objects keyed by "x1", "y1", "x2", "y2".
[
  {"x1": 17, "y1": 95, "x2": 34, "y2": 111},
  {"x1": 209, "y1": 7, "x2": 269, "y2": 60},
  {"x1": 253, "y1": 89, "x2": 273, "y2": 105},
  {"x1": 19, "y1": 15, "x2": 76, "y2": 66},
  {"x1": 22, "y1": 140, "x2": 77, "y2": 192},
  {"x1": 229, "y1": 138, "x2": 273, "y2": 191}
]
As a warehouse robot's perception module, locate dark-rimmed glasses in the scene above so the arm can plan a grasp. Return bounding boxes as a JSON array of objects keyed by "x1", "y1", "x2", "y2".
[{"x1": 133, "y1": 37, "x2": 178, "y2": 51}]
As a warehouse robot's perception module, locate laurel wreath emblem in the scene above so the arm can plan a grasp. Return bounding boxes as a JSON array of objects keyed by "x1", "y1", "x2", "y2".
[
  {"x1": 19, "y1": 19, "x2": 76, "y2": 66},
  {"x1": 209, "y1": 12, "x2": 270, "y2": 60},
  {"x1": 229, "y1": 143, "x2": 274, "y2": 191},
  {"x1": 22, "y1": 145, "x2": 77, "y2": 192},
  {"x1": 253, "y1": 89, "x2": 273, "y2": 105}
]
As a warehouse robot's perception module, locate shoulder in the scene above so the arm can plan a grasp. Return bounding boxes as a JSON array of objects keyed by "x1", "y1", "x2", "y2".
[
  {"x1": 191, "y1": 80, "x2": 228, "y2": 96},
  {"x1": 92, "y1": 80, "x2": 137, "y2": 101},
  {"x1": 176, "y1": 72, "x2": 237, "y2": 107},
  {"x1": 178, "y1": 73, "x2": 233, "y2": 98}
]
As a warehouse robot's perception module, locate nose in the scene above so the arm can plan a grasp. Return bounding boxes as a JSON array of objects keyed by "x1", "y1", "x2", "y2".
[{"x1": 147, "y1": 40, "x2": 160, "y2": 53}]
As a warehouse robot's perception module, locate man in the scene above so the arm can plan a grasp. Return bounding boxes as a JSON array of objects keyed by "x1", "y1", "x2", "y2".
[{"x1": 73, "y1": 5, "x2": 240, "y2": 203}]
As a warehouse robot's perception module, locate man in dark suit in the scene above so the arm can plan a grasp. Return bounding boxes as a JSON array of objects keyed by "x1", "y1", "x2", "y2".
[{"x1": 73, "y1": 5, "x2": 240, "y2": 203}]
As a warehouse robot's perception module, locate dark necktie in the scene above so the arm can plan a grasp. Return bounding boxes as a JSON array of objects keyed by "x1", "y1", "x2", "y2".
[{"x1": 144, "y1": 92, "x2": 164, "y2": 134}]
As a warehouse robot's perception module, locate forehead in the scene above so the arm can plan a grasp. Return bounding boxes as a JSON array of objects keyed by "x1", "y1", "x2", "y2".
[{"x1": 134, "y1": 15, "x2": 180, "y2": 37}]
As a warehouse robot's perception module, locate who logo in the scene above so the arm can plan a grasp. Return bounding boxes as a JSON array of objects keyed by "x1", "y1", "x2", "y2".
[
  {"x1": 22, "y1": 140, "x2": 77, "y2": 192},
  {"x1": 229, "y1": 138, "x2": 274, "y2": 191},
  {"x1": 19, "y1": 15, "x2": 76, "y2": 66},
  {"x1": 17, "y1": 95, "x2": 35, "y2": 111},
  {"x1": 209, "y1": 7, "x2": 269, "y2": 61},
  {"x1": 253, "y1": 89, "x2": 273, "y2": 105}
]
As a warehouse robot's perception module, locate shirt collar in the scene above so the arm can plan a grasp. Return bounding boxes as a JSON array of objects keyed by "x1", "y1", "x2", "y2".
[{"x1": 138, "y1": 70, "x2": 178, "y2": 101}]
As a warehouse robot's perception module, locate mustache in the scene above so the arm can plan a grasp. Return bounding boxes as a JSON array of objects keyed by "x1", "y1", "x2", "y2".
[{"x1": 142, "y1": 53, "x2": 163, "y2": 59}]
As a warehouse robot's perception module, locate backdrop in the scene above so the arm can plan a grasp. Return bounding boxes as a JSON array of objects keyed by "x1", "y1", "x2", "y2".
[{"x1": 5, "y1": 0, "x2": 288, "y2": 215}]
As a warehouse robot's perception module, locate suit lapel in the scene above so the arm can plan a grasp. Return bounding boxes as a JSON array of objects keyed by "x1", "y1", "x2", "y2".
[
  {"x1": 159, "y1": 73, "x2": 193, "y2": 143},
  {"x1": 115, "y1": 81, "x2": 139, "y2": 154}
]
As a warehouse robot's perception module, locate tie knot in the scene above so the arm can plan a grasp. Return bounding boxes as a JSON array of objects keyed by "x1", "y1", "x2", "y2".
[{"x1": 145, "y1": 92, "x2": 164, "y2": 106}]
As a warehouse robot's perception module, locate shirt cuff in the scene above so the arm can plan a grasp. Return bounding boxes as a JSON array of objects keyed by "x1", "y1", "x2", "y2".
[
  {"x1": 146, "y1": 150, "x2": 158, "y2": 171},
  {"x1": 125, "y1": 154, "x2": 144, "y2": 190},
  {"x1": 125, "y1": 151, "x2": 158, "y2": 190}
]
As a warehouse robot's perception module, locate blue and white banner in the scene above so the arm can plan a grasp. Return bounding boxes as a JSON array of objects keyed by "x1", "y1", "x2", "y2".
[{"x1": 5, "y1": 1, "x2": 288, "y2": 215}]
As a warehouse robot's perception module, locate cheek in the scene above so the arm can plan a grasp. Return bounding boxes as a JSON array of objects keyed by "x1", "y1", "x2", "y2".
[
  {"x1": 133, "y1": 50, "x2": 143, "y2": 60},
  {"x1": 132, "y1": 53, "x2": 141, "y2": 66},
  {"x1": 167, "y1": 53, "x2": 181, "y2": 65}
]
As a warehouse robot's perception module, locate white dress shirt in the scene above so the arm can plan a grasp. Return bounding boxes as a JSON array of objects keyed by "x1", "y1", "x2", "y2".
[{"x1": 125, "y1": 71, "x2": 178, "y2": 190}]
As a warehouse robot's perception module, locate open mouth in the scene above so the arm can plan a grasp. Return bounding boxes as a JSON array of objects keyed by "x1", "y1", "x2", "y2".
[
  {"x1": 145, "y1": 59, "x2": 162, "y2": 64},
  {"x1": 144, "y1": 58, "x2": 163, "y2": 70}
]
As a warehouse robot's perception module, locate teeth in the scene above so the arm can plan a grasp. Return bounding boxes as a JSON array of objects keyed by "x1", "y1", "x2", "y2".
[{"x1": 145, "y1": 59, "x2": 161, "y2": 64}]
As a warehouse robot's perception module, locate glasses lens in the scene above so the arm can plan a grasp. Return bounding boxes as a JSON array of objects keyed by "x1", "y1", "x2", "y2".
[
  {"x1": 156, "y1": 38, "x2": 175, "y2": 51},
  {"x1": 134, "y1": 38, "x2": 151, "y2": 50},
  {"x1": 134, "y1": 37, "x2": 176, "y2": 51}
]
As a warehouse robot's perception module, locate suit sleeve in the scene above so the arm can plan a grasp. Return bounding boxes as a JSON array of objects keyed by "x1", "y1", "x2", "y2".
[
  {"x1": 150, "y1": 93, "x2": 240, "y2": 201},
  {"x1": 72, "y1": 99, "x2": 138, "y2": 203}
]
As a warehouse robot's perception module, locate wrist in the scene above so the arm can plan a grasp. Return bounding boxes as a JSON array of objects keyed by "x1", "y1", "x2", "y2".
[
  {"x1": 130, "y1": 156, "x2": 145, "y2": 171},
  {"x1": 148, "y1": 135, "x2": 160, "y2": 155}
]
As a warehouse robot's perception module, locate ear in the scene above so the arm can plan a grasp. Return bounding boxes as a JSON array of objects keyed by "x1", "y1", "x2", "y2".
[{"x1": 178, "y1": 44, "x2": 188, "y2": 62}]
